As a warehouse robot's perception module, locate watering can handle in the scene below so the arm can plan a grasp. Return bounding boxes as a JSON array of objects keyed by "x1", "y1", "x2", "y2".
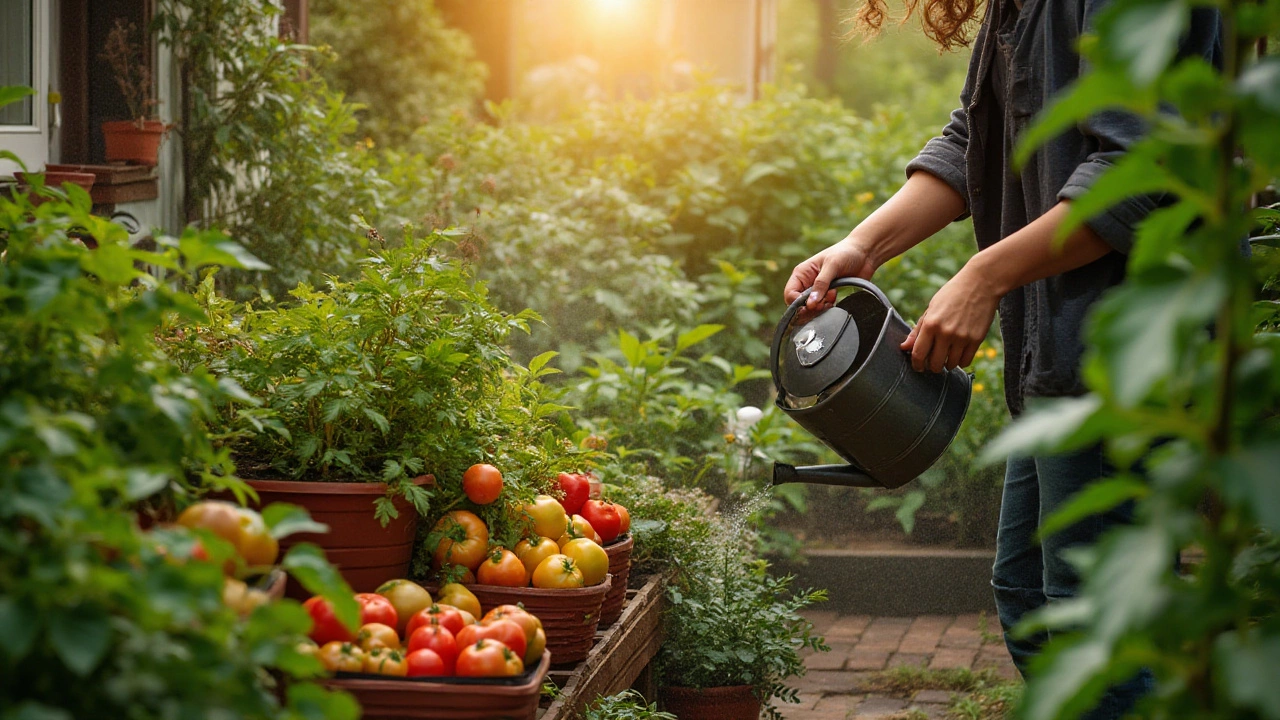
[{"x1": 770, "y1": 278, "x2": 894, "y2": 395}]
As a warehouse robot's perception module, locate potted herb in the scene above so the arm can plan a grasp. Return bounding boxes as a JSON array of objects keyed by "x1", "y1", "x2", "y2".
[
  {"x1": 180, "y1": 224, "x2": 536, "y2": 592},
  {"x1": 100, "y1": 19, "x2": 168, "y2": 166},
  {"x1": 657, "y1": 555, "x2": 828, "y2": 720}
]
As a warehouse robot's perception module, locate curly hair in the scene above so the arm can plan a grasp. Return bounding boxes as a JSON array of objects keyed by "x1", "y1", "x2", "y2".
[{"x1": 850, "y1": 0, "x2": 986, "y2": 52}]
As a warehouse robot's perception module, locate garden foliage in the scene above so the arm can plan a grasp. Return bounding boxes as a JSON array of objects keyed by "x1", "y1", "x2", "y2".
[{"x1": 980, "y1": 1, "x2": 1280, "y2": 716}]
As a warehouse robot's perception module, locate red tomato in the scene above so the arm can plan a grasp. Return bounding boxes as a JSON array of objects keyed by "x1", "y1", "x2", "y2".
[
  {"x1": 556, "y1": 472, "x2": 591, "y2": 516},
  {"x1": 407, "y1": 625, "x2": 458, "y2": 674},
  {"x1": 580, "y1": 500, "x2": 622, "y2": 543},
  {"x1": 303, "y1": 596, "x2": 355, "y2": 645},
  {"x1": 457, "y1": 619, "x2": 527, "y2": 659},
  {"x1": 456, "y1": 640, "x2": 524, "y2": 677},
  {"x1": 405, "y1": 604, "x2": 467, "y2": 638},
  {"x1": 355, "y1": 593, "x2": 398, "y2": 629},
  {"x1": 405, "y1": 648, "x2": 448, "y2": 677},
  {"x1": 463, "y1": 464, "x2": 504, "y2": 505}
]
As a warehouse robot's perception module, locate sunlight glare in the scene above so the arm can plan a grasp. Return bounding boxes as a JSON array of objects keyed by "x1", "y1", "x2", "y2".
[{"x1": 593, "y1": 0, "x2": 636, "y2": 13}]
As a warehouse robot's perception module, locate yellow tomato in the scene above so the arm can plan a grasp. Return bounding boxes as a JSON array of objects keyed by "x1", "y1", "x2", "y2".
[
  {"x1": 516, "y1": 537, "x2": 561, "y2": 579},
  {"x1": 531, "y1": 554, "x2": 585, "y2": 589},
  {"x1": 561, "y1": 538, "x2": 609, "y2": 586}
]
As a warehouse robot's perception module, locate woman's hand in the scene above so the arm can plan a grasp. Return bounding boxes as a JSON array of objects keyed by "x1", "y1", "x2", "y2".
[
  {"x1": 784, "y1": 236, "x2": 879, "y2": 311},
  {"x1": 901, "y1": 261, "x2": 1000, "y2": 372}
]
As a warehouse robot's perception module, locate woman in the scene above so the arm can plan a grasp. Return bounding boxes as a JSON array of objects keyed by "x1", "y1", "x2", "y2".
[{"x1": 784, "y1": 0, "x2": 1220, "y2": 716}]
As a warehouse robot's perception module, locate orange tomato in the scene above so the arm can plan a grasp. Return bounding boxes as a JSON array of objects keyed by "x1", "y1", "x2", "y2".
[
  {"x1": 456, "y1": 640, "x2": 523, "y2": 677},
  {"x1": 363, "y1": 647, "x2": 408, "y2": 676},
  {"x1": 430, "y1": 510, "x2": 490, "y2": 571},
  {"x1": 356, "y1": 623, "x2": 400, "y2": 651},
  {"x1": 462, "y1": 463, "x2": 504, "y2": 505},
  {"x1": 515, "y1": 537, "x2": 560, "y2": 579},
  {"x1": 615, "y1": 504, "x2": 631, "y2": 535},
  {"x1": 317, "y1": 641, "x2": 364, "y2": 673},
  {"x1": 476, "y1": 548, "x2": 527, "y2": 587},
  {"x1": 531, "y1": 554, "x2": 585, "y2": 589}
]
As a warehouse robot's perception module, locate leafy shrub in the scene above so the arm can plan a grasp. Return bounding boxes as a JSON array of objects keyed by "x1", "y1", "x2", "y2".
[
  {"x1": 584, "y1": 690, "x2": 676, "y2": 720},
  {"x1": 0, "y1": 183, "x2": 355, "y2": 719},
  {"x1": 176, "y1": 225, "x2": 537, "y2": 522},
  {"x1": 311, "y1": 0, "x2": 485, "y2": 148},
  {"x1": 658, "y1": 556, "x2": 828, "y2": 720}
]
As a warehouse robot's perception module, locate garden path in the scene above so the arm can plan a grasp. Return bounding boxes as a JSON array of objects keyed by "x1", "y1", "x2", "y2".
[{"x1": 786, "y1": 611, "x2": 1019, "y2": 719}]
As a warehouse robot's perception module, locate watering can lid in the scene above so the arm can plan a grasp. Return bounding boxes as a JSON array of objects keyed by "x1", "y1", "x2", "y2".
[{"x1": 774, "y1": 303, "x2": 861, "y2": 399}]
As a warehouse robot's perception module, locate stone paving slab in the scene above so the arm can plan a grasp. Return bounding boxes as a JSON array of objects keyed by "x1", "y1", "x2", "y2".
[{"x1": 780, "y1": 612, "x2": 1021, "y2": 719}]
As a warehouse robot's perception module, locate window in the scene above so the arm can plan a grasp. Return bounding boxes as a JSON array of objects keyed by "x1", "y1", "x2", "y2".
[{"x1": 0, "y1": 0, "x2": 50, "y2": 175}]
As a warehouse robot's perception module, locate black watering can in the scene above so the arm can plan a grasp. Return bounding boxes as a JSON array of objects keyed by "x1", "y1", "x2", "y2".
[{"x1": 770, "y1": 278, "x2": 971, "y2": 489}]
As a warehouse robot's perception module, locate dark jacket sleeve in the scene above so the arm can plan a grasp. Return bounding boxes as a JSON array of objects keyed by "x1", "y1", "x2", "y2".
[
  {"x1": 904, "y1": 46, "x2": 981, "y2": 221},
  {"x1": 1057, "y1": 1, "x2": 1222, "y2": 253}
]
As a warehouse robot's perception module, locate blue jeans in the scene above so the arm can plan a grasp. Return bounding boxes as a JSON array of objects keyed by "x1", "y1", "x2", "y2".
[{"x1": 992, "y1": 448, "x2": 1153, "y2": 719}]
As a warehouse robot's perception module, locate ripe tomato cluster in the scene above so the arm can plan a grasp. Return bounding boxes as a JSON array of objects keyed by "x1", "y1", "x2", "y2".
[
  {"x1": 162, "y1": 500, "x2": 282, "y2": 616},
  {"x1": 301, "y1": 578, "x2": 545, "y2": 679}
]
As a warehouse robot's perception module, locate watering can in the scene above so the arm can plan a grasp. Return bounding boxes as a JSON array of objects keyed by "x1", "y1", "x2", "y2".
[{"x1": 770, "y1": 278, "x2": 971, "y2": 489}]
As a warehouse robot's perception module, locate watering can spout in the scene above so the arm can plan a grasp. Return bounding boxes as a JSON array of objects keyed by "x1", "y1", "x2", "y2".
[{"x1": 771, "y1": 462, "x2": 884, "y2": 489}]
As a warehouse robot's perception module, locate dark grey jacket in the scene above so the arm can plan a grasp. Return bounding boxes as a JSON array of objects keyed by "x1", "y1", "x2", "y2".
[{"x1": 905, "y1": 0, "x2": 1221, "y2": 414}]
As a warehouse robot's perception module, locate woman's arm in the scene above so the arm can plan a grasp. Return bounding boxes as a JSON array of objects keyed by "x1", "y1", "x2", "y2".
[
  {"x1": 784, "y1": 171, "x2": 967, "y2": 308},
  {"x1": 901, "y1": 200, "x2": 1112, "y2": 372}
]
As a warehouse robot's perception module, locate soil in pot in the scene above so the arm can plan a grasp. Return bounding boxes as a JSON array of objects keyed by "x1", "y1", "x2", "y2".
[
  {"x1": 241, "y1": 475, "x2": 433, "y2": 598},
  {"x1": 660, "y1": 685, "x2": 761, "y2": 720},
  {"x1": 102, "y1": 120, "x2": 168, "y2": 166}
]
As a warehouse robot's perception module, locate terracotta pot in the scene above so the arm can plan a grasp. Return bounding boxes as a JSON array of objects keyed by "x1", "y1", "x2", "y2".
[
  {"x1": 661, "y1": 685, "x2": 761, "y2": 720},
  {"x1": 325, "y1": 650, "x2": 550, "y2": 720},
  {"x1": 243, "y1": 476, "x2": 433, "y2": 598},
  {"x1": 598, "y1": 534, "x2": 633, "y2": 626},
  {"x1": 14, "y1": 170, "x2": 96, "y2": 194},
  {"x1": 432, "y1": 576, "x2": 611, "y2": 666},
  {"x1": 102, "y1": 120, "x2": 168, "y2": 166}
]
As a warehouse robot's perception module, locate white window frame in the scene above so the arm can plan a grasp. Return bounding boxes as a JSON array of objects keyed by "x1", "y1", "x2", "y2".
[{"x1": 0, "y1": 0, "x2": 51, "y2": 177}]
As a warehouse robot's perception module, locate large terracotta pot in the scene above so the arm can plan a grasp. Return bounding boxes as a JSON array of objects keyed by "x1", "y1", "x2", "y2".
[
  {"x1": 102, "y1": 120, "x2": 168, "y2": 166},
  {"x1": 244, "y1": 476, "x2": 433, "y2": 597},
  {"x1": 661, "y1": 685, "x2": 761, "y2": 720}
]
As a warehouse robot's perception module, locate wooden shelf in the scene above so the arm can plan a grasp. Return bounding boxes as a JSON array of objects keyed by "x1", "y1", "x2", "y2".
[
  {"x1": 46, "y1": 163, "x2": 158, "y2": 205},
  {"x1": 538, "y1": 574, "x2": 666, "y2": 719}
]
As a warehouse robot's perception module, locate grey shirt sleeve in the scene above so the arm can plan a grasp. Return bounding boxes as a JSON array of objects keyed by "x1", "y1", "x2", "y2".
[
  {"x1": 904, "y1": 53, "x2": 978, "y2": 221},
  {"x1": 1056, "y1": 109, "x2": 1160, "y2": 254}
]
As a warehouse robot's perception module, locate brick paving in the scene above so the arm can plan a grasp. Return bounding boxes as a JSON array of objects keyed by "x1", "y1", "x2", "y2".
[{"x1": 781, "y1": 612, "x2": 1020, "y2": 719}]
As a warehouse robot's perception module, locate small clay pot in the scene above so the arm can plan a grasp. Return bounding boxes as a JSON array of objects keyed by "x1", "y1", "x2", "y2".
[
  {"x1": 660, "y1": 685, "x2": 761, "y2": 720},
  {"x1": 102, "y1": 119, "x2": 168, "y2": 166},
  {"x1": 598, "y1": 534, "x2": 633, "y2": 626},
  {"x1": 243, "y1": 476, "x2": 433, "y2": 598}
]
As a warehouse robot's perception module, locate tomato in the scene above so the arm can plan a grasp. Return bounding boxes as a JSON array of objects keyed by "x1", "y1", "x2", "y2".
[
  {"x1": 436, "y1": 583, "x2": 482, "y2": 619},
  {"x1": 561, "y1": 538, "x2": 609, "y2": 586},
  {"x1": 407, "y1": 624, "x2": 459, "y2": 673},
  {"x1": 406, "y1": 604, "x2": 468, "y2": 638},
  {"x1": 463, "y1": 463, "x2": 504, "y2": 505},
  {"x1": 515, "y1": 537, "x2": 560, "y2": 578},
  {"x1": 233, "y1": 507, "x2": 279, "y2": 567},
  {"x1": 556, "y1": 472, "x2": 590, "y2": 515},
  {"x1": 363, "y1": 647, "x2": 408, "y2": 676},
  {"x1": 580, "y1": 500, "x2": 622, "y2": 543},
  {"x1": 457, "y1": 619, "x2": 527, "y2": 659},
  {"x1": 431, "y1": 510, "x2": 490, "y2": 571},
  {"x1": 531, "y1": 554, "x2": 585, "y2": 589},
  {"x1": 317, "y1": 641, "x2": 365, "y2": 673},
  {"x1": 296, "y1": 638, "x2": 319, "y2": 658},
  {"x1": 476, "y1": 548, "x2": 527, "y2": 587},
  {"x1": 483, "y1": 605, "x2": 543, "y2": 641},
  {"x1": 525, "y1": 628, "x2": 546, "y2": 666},
  {"x1": 355, "y1": 592, "x2": 398, "y2": 629},
  {"x1": 356, "y1": 622, "x2": 400, "y2": 651},
  {"x1": 374, "y1": 579, "x2": 433, "y2": 635},
  {"x1": 615, "y1": 503, "x2": 631, "y2": 535},
  {"x1": 177, "y1": 501, "x2": 242, "y2": 547},
  {"x1": 525, "y1": 495, "x2": 567, "y2": 541},
  {"x1": 177, "y1": 501, "x2": 279, "y2": 571},
  {"x1": 304, "y1": 596, "x2": 356, "y2": 645},
  {"x1": 456, "y1": 640, "x2": 524, "y2": 678},
  {"x1": 405, "y1": 648, "x2": 448, "y2": 677}
]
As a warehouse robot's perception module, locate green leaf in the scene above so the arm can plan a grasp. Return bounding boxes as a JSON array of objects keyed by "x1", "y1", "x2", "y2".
[
  {"x1": 1219, "y1": 445, "x2": 1280, "y2": 533},
  {"x1": 618, "y1": 330, "x2": 643, "y2": 367},
  {"x1": 282, "y1": 544, "x2": 358, "y2": 633},
  {"x1": 262, "y1": 502, "x2": 330, "y2": 540},
  {"x1": 1107, "y1": 0, "x2": 1188, "y2": 86},
  {"x1": 527, "y1": 350, "x2": 560, "y2": 377},
  {"x1": 286, "y1": 681, "x2": 361, "y2": 720},
  {"x1": 1038, "y1": 478, "x2": 1148, "y2": 539},
  {"x1": 0, "y1": 85, "x2": 35, "y2": 110},
  {"x1": 1057, "y1": 144, "x2": 1177, "y2": 242},
  {"x1": 1130, "y1": 201, "x2": 1201, "y2": 271},
  {"x1": 0, "y1": 596, "x2": 40, "y2": 659},
  {"x1": 894, "y1": 490, "x2": 926, "y2": 534},
  {"x1": 1236, "y1": 58, "x2": 1280, "y2": 114},
  {"x1": 980, "y1": 395, "x2": 1109, "y2": 463},
  {"x1": 48, "y1": 604, "x2": 111, "y2": 676},
  {"x1": 1215, "y1": 630, "x2": 1280, "y2": 718},
  {"x1": 741, "y1": 162, "x2": 781, "y2": 186},
  {"x1": 7, "y1": 702, "x2": 73, "y2": 720},
  {"x1": 178, "y1": 230, "x2": 271, "y2": 271},
  {"x1": 676, "y1": 324, "x2": 724, "y2": 353},
  {"x1": 1020, "y1": 640, "x2": 1114, "y2": 720},
  {"x1": 124, "y1": 469, "x2": 170, "y2": 500}
]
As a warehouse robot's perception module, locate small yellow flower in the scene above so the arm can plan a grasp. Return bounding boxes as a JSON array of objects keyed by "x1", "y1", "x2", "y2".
[
  {"x1": 973, "y1": 383, "x2": 985, "y2": 393},
  {"x1": 986, "y1": 347, "x2": 997, "y2": 359},
  {"x1": 856, "y1": 191, "x2": 875, "y2": 204},
  {"x1": 763, "y1": 260, "x2": 778, "y2": 272},
  {"x1": 363, "y1": 137, "x2": 375, "y2": 149},
  {"x1": 724, "y1": 433, "x2": 737, "y2": 445}
]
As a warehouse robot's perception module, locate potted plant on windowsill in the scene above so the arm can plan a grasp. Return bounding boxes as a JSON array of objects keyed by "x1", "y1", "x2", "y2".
[
  {"x1": 175, "y1": 223, "x2": 538, "y2": 594},
  {"x1": 101, "y1": 19, "x2": 169, "y2": 166},
  {"x1": 657, "y1": 555, "x2": 828, "y2": 720}
]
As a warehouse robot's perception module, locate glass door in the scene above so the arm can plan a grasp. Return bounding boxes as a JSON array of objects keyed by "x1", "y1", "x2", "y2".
[{"x1": 0, "y1": 0, "x2": 50, "y2": 175}]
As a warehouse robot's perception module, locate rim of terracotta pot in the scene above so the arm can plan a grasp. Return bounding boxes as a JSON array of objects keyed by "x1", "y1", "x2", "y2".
[
  {"x1": 662, "y1": 684, "x2": 758, "y2": 698},
  {"x1": 102, "y1": 119, "x2": 170, "y2": 131},
  {"x1": 245, "y1": 475, "x2": 434, "y2": 494}
]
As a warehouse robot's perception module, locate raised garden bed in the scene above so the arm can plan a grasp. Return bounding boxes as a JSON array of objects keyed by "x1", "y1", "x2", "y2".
[{"x1": 538, "y1": 574, "x2": 665, "y2": 719}]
